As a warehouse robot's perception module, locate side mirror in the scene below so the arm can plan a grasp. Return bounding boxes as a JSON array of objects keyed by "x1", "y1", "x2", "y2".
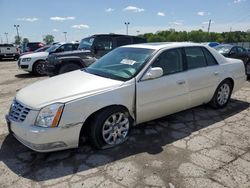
[{"x1": 141, "y1": 67, "x2": 163, "y2": 81}]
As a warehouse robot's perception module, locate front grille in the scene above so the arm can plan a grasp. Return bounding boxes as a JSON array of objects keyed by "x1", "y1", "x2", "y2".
[{"x1": 9, "y1": 101, "x2": 30, "y2": 122}]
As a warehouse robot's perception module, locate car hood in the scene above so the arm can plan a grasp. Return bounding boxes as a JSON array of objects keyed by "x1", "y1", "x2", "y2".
[
  {"x1": 16, "y1": 70, "x2": 123, "y2": 109},
  {"x1": 20, "y1": 51, "x2": 49, "y2": 59}
]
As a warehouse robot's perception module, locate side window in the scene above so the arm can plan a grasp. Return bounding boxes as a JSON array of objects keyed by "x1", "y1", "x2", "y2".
[
  {"x1": 152, "y1": 48, "x2": 183, "y2": 76},
  {"x1": 73, "y1": 44, "x2": 79, "y2": 50},
  {"x1": 63, "y1": 44, "x2": 73, "y2": 51},
  {"x1": 116, "y1": 37, "x2": 132, "y2": 47},
  {"x1": 202, "y1": 48, "x2": 218, "y2": 66},
  {"x1": 95, "y1": 37, "x2": 113, "y2": 50},
  {"x1": 230, "y1": 47, "x2": 237, "y2": 54},
  {"x1": 237, "y1": 47, "x2": 246, "y2": 53},
  {"x1": 133, "y1": 37, "x2": 147, "y2": 44},
  {"x1": 185, "y1": 47, "x2": 207, "y2": 70}
]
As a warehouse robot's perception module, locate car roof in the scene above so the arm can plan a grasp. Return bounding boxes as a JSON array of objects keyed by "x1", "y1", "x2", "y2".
[
  {"x1": 123, "y1": 42, "x2": 207, "y2": 50},
  {"x1": 91, "y1": 34, "x2": 144, "y2": 38}
]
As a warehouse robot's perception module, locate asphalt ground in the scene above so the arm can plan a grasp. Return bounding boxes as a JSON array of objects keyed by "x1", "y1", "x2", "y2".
[{"x1": 0, "y1": 60, "x2": 249, "y2": 188}]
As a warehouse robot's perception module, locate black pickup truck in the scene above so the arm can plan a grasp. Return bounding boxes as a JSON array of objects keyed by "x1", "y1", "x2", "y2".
[{"x1": 44, "y1": 34, "x2": 147, "y2": 76}]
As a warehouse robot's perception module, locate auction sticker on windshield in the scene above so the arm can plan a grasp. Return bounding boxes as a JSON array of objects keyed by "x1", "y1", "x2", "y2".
[{"x1": 120, "y1": 59, "x2": 136, "y2": 65}]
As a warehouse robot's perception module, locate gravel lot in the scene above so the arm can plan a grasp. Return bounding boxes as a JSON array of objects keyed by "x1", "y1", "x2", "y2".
[{"x1": 0, "y1": 60, "x2": 250, "y2": 188}]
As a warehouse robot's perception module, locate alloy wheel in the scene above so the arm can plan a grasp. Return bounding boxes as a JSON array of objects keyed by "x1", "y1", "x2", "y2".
[{"x1": 102, "y1": 112, "x2": 129, "y2": 145}]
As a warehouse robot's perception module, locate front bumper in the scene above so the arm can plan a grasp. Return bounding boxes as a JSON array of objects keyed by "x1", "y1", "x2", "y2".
[
  {"x1": 18, "y1": 60, "x2": 33, "y2": 72},
  {"x1": 5, "y1": 115, "x2": 81, "y2": 152}
]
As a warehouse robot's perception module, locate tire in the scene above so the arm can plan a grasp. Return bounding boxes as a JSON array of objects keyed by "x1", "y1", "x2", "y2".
[
  {"x1": 89, "y1": 106, "x2": 131, "y2": 149},
  {"x1": 58, "y1": 63, "x2": 81, "y2": 75},
  {"x1": 33, "y1": 61, "x2": 45, "y2": 76},
  {"x1": 210, "y1": 79, "x2": 233, "y2": 109}
]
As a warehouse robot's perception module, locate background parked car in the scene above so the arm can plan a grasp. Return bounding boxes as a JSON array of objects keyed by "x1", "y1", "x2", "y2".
[
  {"x1": 18, "y1": 42, "x2": 79, "y2": 75},
  {"x1": 214, "y1": 44, "x2": 250, "y2": 78},
  {"x1": 20, "y1": 45, "x2": 51, "y2": 57},
  {"x1": 21, "y1": 42, "x2": 45, "y2": 53},
  {"x1": 44, "y1": 34, "x2": 147, "y2": 76},
  {"x1": 203, "y1": 42, "x2": 220, "y2": 47},
  {"x1": 0, "y1": 44, "x2": 19, "y2": 60}
]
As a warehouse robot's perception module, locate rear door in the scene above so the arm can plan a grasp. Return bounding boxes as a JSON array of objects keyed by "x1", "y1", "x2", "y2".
[
  {"x1": 136, "y1": 48, "x2": 189, "y2": 123},
  {"x1": 185, "y1": 47, "x2": 221, "y2": 107}
]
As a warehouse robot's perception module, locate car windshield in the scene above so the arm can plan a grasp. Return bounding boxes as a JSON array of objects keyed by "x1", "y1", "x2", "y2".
[
  {"x1": 35, "y1": 46, "x2": 50, "y2": 52},
  {"x1": 214, "y1": 45, "x2": 232, "y2": 53},
  {"x1": 46, "y1": 44, "x2": 61, "y2": 52},
  {"x1": 85, "y1": 47, "x2": 155, "y2": 81},
  {"x1": 78, "y1": 37, "x2": 95, "y2": 50}
]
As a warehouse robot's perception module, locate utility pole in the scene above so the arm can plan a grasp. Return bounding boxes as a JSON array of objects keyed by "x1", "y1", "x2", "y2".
[
  {"x1": 63, "y1": 32, "x2": 67, "y2": 42},
  {"x1": 124, "y1": 22, "x2": 130, "y2": 35},
  {"x1": 14, "y1": 24, "x2": 20, "y2": 38},
  {"x1": 4, "y1": 32, "x2": 8, "y2": 43},
  {"x1": 207, "y1": 19, "x2": 211, "y2": 33}
]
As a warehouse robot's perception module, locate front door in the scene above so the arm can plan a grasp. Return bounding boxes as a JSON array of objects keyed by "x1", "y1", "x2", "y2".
[{"x1": 136, "y1": 48, "x2": 189, "y2": 124}]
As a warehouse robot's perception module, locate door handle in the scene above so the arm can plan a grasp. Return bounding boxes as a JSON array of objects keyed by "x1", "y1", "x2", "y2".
[
  {"x1": 177, "y1": 80, "x2": 186, "y2": 85},
  {"x1": 214, "y1": 72, "x2": 219, "y2": 76}
]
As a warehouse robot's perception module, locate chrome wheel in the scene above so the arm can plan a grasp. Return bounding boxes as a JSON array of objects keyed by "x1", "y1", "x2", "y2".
[
  {"x1": 217, "y1": 83, "x2": 230, "y2": 106},
  {"x1": 102, "y1": 112, "x2": 129, "y2": 145}
]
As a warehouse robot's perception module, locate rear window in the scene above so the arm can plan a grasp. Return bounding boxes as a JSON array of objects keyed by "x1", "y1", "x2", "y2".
[
  {"x1": 116, "y1": 37, "x2": 132, "y2": 47},
  {"x1": 202, "y1": 48, "x2": 218, "y2": 66},
  {"x1": 185, "y1": 47, "x2": 207, "y2": 69},
  {"x1": 133, "y1": 37, "x2": 147, "y2": 44}
]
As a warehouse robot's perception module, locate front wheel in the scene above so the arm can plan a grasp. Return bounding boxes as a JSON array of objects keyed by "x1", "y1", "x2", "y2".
[
  {"x1": 89, "y1": 106, "x2": 131, "y2": 149},
  {"x1": 33, "y1": 61, "x2": 45, "y2": 76},
  {"x1": 210, "y1": 80, "x2": 233, "y2": 109}
]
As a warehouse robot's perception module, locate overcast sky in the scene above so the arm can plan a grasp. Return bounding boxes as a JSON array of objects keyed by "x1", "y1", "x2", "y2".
[{"x1": 0, "y1": 0, "x2": 249, "y2": 43}]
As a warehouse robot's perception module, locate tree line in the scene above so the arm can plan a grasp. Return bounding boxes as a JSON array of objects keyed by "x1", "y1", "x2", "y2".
[
  {"x1": 14, "y1": 34, "x2": 55, "y2": 45},
  {"x1": 140, "y1": 29, "x2": 250, "y2": 43}
]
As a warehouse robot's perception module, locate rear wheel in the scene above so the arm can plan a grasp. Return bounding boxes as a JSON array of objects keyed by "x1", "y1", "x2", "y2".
[
  {"x1": 33, "y1": 61, "x2": 45, "y2": 76},
  {"x1": 89, "y1": 106, "x2": 131, "y2": 149},
  {"x1": 58, "y1": 63, "x2": 81, "y2": 75},
  {"x1": 210, "y1": 80, "x2": 232, "y2": 109}
]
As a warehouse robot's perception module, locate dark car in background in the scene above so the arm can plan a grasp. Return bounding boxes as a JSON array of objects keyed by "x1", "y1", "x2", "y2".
[
  {"x1": 214, "y1": 44, "x2": 250, "y2": 78},
  {"x1": 21, "y1": 42, "x2": 45, "y2": 53},
  {"x1": 44, "y1": 34, "x2": 147, "y2": 76},
  {"x1": 20, "y1": 45, "x2": 51, "y2": 57}
]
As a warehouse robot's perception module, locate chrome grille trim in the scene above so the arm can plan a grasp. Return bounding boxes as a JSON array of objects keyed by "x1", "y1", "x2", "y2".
[{"x1": 9, "y1": 100, "x2": 30, "y2": 122}]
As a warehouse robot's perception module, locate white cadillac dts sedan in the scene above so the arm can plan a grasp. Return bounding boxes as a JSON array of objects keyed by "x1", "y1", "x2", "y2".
[{"x1": 6, "y1": 42, "x2": 246, "y2": 152}]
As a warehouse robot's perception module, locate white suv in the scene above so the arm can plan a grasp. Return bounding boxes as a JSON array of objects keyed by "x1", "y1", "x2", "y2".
[{"x1": 18, "y1": 42, "x2": 79, "y2": 75}]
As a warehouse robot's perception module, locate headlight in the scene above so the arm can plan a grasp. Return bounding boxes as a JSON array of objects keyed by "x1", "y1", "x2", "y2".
[
  {"x1": 22, "y1": 58, "x2": 31, "y2": 62},
  {"x1": 35, "y1": 103, "x2": 64, "y2": 128}
]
